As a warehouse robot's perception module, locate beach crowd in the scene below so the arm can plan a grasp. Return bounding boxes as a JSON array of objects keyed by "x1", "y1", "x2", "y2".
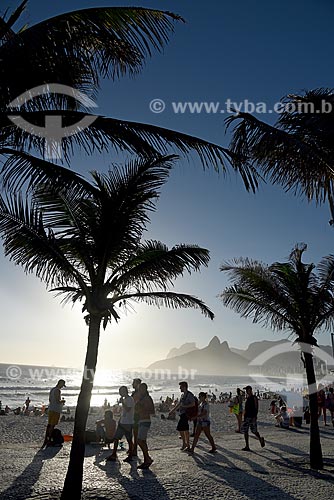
[{"x1": 1, "y1": 378, "x2": 334, "y2": 471}]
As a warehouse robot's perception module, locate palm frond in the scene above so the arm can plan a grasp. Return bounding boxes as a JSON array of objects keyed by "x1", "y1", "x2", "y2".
[
  {"x1": 220, "y1": 258, "x2": 300, "y2": 332},
  {"x1": 0, "y1": 148, "x2": 96, "y2": 197},
  {"x1": 0, "y1": 1, "x2": 28, "y2": 41},
  {"x1": 50, "y1": 286, "x2": 85, "y2": 306},
  {"x1": 221, "y1": 285, "x2": 291, "y2": 331},
  {"x1": 0, "y1": 112, "x2": 260, "y2": 191},
  {"x1": 316, "y1": 254, "x2": 334, "y2": 292},
  {"x1": 0, "y1": 7, "x2": 183, "y2": 103},
  {"x1": 226, "y1": 89, "x2": 334, "y2": 218},
  {"x1": 0, "y1": 192, "x2": 86, "y2": 289},
  {"x1": 108, "y1": 240, "x2": 210, "y2": 292},
  {"x1": 220, "y1": 245, "x2": 334, "y2": 341},
  {"x1": 114, "y1": 291, "x2": 214, "y2": 320}
]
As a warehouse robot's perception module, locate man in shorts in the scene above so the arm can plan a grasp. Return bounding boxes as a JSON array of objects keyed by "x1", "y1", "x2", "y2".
[
  {"x1": 106, "y1": 386, "x2": 134, "y2": 462},
  {"x1": 131, "y1": 378, "x2": 142, "y2": 456},
  {"x1": 136, "y1": 382, "x2": 155, "y2": 469},
  {"x1": 241, "y1": 385, "x2": 265, "y2": 451},
  {"x1": 41, "y1": 379, "x2": 66, "y2": 448},
  {"x1": 168, "y1": 381, "x2": 195, "y2": 451}
]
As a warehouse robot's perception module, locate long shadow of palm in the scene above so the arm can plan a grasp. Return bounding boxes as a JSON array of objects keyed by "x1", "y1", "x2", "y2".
[
  {"x1": 0, "y1": 446, "x2": 61, "y2": 500},
  {"x1": 189, "y1": 450, "x2": 297, "y2": 500},
  {"x1": 94, "y1": 452, "x2": 171, "y2": 500},
  {"x1": 264, "y1": 439, "x2": 308, "y2": 456}
]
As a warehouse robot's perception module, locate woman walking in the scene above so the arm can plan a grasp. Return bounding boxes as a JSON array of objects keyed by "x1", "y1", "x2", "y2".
[{"x1": 188, "y1": 392, "x2": 216, "y2": 454}]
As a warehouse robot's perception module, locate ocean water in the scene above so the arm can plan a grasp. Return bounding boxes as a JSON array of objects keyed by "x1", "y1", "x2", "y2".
[{"x1": 0, "y1": 362, "x2": 316, "y2": 409}]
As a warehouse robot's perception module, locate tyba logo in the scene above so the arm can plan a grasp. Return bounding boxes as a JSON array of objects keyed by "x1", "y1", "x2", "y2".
[{"x1": 7, "y1": 84, "x2": 98, "y2": 160}]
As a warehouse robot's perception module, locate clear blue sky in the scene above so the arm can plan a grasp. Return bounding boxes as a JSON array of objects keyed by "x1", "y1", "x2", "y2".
[{"x1": 1, "y1": 0, "x2": 334, "y2": 369}]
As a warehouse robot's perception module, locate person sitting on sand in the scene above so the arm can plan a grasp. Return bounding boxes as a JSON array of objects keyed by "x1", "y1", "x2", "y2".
[
  {"x1": 106, "y1": 386, "x2": 134, "y2": 463},
  {"x1": 188, "y1": 392, "x2": 216, "y2": 454},
  {"x1": 270, "y1": 400, "x2": 277, "y2": 414},
  {"x1": 289, "y1": 406, "x2": 303, "y2": 428},
  {"x1": 136, "y1": 383, "x2": 155, "y2": 469},
  {"x1": 275, "y1": 406, "x2": 290, "y2": 429},
  {"x1": 96, "y1": 410, "x2": 116, "y2": 448},
  {"x1": 41, "y1": 379, "x2": 66, "y2": 448},
  {"x1": 168, "y1": 381, "x2": 196, "y2": 452},
  {"x1": 241, "y1": 385, "x2": 265, "y2": 451}
]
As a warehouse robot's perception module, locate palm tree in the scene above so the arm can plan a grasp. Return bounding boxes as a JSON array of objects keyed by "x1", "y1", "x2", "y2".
[
  {"x1": 225, "y1": 88, "x2": 334, "y2": 218},
  {"x1": 220, "y1": 243, "x2": 334, "y2": 470},
  {"x1": 0, "y1": 153, "x2": 214, "y2": 499},
  {"x1": 0, "y1": 1, "x2": 259, "y2": 190}
]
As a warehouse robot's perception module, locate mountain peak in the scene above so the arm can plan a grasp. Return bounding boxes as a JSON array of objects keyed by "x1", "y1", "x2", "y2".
[
  {"x1": 166, "y1": 342, "x2": 198, "y2": 359},
  {"x1": 221, "y1": 340, "x2": 230, "y2": 351},
  {"x1": 208, "y1": 336, "x2": 221, "y2": 348}
]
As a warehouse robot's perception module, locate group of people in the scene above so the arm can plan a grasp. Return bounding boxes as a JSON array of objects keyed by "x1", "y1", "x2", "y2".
[
  {"x1": 167, "y1": 382, "x2": 264, "y2": 453},
  {"x1": 39, "y1": 378, "x2": 268, "y2": 463},
  {"x1": 167, "y1": 381, "x2": 217, "y2": 453},
  {"x1": 317, "y1": 385, "x2": 334, "y2": 426},
  {"x1": 104, "y1": 379, "x2": 155, "y2": 469},
  {"x1": 1, "y1": 397, "x2": 33, "y2": 416}
]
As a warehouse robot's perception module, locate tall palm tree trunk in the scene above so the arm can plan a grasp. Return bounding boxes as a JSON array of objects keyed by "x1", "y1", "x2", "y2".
[
  {"x1": 61, "y1": 314, "x2": 102, "y2": 500},
  {"x1": 303, "y1": 350, "x2": 323, "y2": 469}
]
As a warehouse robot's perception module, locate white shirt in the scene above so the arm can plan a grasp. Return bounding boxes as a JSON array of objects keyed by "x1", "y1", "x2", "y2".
[
  {"x1": 49, "y1": 387, "x2": 62, "y2": 413},
  {"x1": 120, "y1": 395, "x2": 134, "y2": 425}
]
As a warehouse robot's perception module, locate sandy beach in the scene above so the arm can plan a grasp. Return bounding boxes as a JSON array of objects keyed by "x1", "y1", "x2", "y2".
[{"x1": 0, "y1": 401, "x2": 334, "y2": 499}]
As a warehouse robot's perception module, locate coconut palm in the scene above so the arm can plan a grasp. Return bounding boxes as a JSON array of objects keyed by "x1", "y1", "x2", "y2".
[
  {"x1": 1, "y1": 1, "x2": 183, "y2": 105},
  {"x1": 0, "y1": 1, "x2": 258, "y2": 190},
  {"x1": 225, "y1": 88, "x2": 334, "y2": 217},
  {"x1": 0, "y1": 153, "x2": 214, "y2": 498},
  {"x1": 220, "y1": 243, "x2": 334, "y2": 470}
]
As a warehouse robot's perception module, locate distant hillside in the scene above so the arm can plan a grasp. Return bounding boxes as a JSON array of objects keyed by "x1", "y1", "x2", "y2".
[
  {"x1": 149, "y1": 337, "x2": 333, "y2": 376},
  {"x1": 148, "y1": 336, "x2": 249, "y2": 375},
  {"x1": 230, "y1": 340, "x2": 288, "y2": 360},
  {"x1": 167, "y1": 342, "x2": 198, "y2": 359}
]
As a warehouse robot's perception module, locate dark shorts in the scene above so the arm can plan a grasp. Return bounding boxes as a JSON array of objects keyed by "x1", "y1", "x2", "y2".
[
  {"x1": 114, "y1": 423, "x2": 133, "y2": 441},
  {"x1": 241, "y1": 417, "x2": 258, "y2": 434},
  {"x1": 137, "y1": 421, "x2": 151, "y2": 440},
  {"x1": 197, "y1": 420, "x2": 210, "y2": 428},
  {"x1": 177, "y1": 413, "x2": 189, "y2": 432}
]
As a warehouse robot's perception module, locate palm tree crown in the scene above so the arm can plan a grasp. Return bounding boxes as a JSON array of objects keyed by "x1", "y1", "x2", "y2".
[
  {"x1": 226, "y1": 89, "x2": 334, "y2": 218},
  {"x1": 0, "y1": 2, "x2": 259, "y2": 190},
  {"x1": 0, "y1": 153, "x2": 214, "y2": 497},
  {"x1": 220, "y1": 243, "x2": 334, "y2": 470},
  {"x1": 220, "y1": 243, "x2": 334, "y2": 343},
  {"x1": 0, "y1": 153, "x2": 214, "y2": 324},
  {"x1": 1, "y1": 1, "x2": 183, "y2": 104}
]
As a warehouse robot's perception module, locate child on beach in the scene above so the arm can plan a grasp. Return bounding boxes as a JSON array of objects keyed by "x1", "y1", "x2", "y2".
[
  {"x1": 188, "y1": 392, "x2": 216, "y2": 454},
  {"x1": 275, "y1": 406, "x2": 290, "y2": 429},
  {"x1": 96, "y1": 410, "x2": 116, "y2": 448}
]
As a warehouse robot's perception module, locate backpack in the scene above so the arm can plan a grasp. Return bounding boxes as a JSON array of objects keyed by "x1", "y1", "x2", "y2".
[
  {"x1": 85, "y1": 429, "x2": 98, "y2": 444},
  {"x1": 51, "y1": 428, "x2": 64, "y2": 446},
  {"x1": 186, "y1": 396, "x2": 199, "y2": 420}
]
